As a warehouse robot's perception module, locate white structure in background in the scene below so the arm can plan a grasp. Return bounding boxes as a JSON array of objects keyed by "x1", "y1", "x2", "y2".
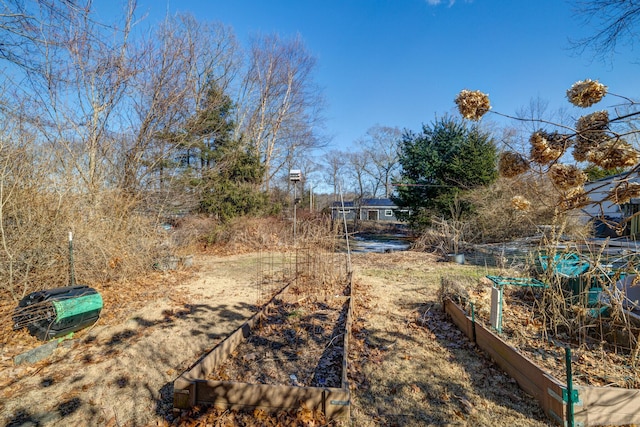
[
  {"x1": 581, "y1": 171, "x2": 640, "y2": 238},
  {"x1": 289, "y1": 169, "x2": 302, "y2": 244}
]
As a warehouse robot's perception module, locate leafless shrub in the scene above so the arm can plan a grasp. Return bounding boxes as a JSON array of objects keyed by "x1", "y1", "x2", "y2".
[
  {"x1": 548, "y1": 164, "x2": 587, "y2": 190},
  {"x1": 0, "y1": 188, "x2": 162, "y2": 302},
  {"x1": 566, "y1": 79, "x2": 608, "y2": 107},
  {"x1": 456, "y1": 78, "x2": 640, "y2": 366},
  {"x1": 410, "y1": 227, "x2": 448, "y2": 253},
  {"x1": 454, "y1": 89, "x2": 491, "y2": 121},
  {"x1": 498, "y1": 151, "x2": 530, "y2": 178},
  {"x1": 204, "y1": 213, "x2": 338, "y2": 254},
  {"x1": 529, "y1": 131, "x2": 569, "y2": 165},
  {"x1": 438, "y1": 275, "x2": 473, "y2": 306},
  {"x1": 464, "y1": 176, "x2": 572, "y2": 242}
]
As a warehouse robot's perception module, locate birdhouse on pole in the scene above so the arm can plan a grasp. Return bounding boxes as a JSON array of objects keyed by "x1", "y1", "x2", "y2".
[{"x1": 289, "y1": 169, "x2": 302, "y2": 183}]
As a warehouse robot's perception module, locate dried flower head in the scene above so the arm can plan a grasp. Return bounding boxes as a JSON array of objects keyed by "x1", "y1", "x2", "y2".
[
  {"x1": 576, "y1": 110, "x2": 609, "y2": 133},
  {"x1": 607, "y1": 181, "x2": 640, "y2": 205},
  {"x1": 498, "y1": 151, "x2": 530, "y2": 178},
  {"x1": 566, "y1": 79, "x2": 607, "y2": 107},
  {"x1": 572, "y1": 142, "x2": 590, "y2": 163},
  {"x1": 573, "y1": 110, "x2": 610, "y2": 162},
  {"x1": 559, "y1": 187, "x2": 591, "y2": 211},
  {"x1": 548, "y1": 164, "x2": 587, "y2": 190},
  {"x1": 511, "y1": 195, "x2": 531, "y2": 211},
  {"x1": 529, "y1": 131, "x2": 568, "y2": 164},
  {"x1": 586, "y1": 138, "x2": 639, "y2": 169},
  {"x1": 455, "y1": 89, "x2": 491, "y2": 120}
]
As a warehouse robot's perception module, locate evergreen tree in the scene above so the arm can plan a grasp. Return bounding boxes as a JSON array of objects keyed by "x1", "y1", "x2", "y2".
[
  {"x1": 172, "y1": 84, "x2": 269, "y2": 221},
  {"x1": 198, "y1": 139, "x2": 269, "y2": 222},
  {"x1": 393, "y1": 116, "x2": 498, "y2": 228},
  {"x1": 584, "y1": 164, "x2": 627, "y2": 182}
]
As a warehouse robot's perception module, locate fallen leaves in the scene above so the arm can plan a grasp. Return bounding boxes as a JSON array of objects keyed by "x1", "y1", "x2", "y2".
[{"x1": 208, "y1": 295, "x2": 348, "y2": 388}]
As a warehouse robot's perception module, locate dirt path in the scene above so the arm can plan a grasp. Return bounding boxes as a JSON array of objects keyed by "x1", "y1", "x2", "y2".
[
  {"x1": 0, "y1": 253, "x2": 263, "y2": 426},
  {"x1": 0, "y1": 251, "x2": 553, "y2": 426},
  {"x1": 349, "y1": 251, "x2": 551, "y2": 426}
]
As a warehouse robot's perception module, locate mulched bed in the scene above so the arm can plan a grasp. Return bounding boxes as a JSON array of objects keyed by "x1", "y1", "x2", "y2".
[
  {"x1": 208, "y1": 295, "x2": 348, "y2": 388},
  {"x1": 171, "y1": 405, "x2": 337, "y2": 426},
  {"x1": 177, "y1": 290, "x2": 350, "y2": 425},
  {"x1": 496, "y1": 286, "x2": 640, "y2": 388},
  {"x1": 452, "y1": 280, "x2": 640, "y2": 389}
]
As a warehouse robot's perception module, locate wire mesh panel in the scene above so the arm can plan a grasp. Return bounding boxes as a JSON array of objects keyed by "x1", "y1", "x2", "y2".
[{"x1": 255, "y1": 250, "x2": 350, "y2": 304}]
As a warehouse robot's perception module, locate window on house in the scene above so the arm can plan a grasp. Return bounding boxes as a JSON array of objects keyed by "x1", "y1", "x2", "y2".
[
  {"x1": 384, "y1": 209, "x2": 393, "y2": 216},
  {"x1": 338, "y1": 209, "x2": 351, "y2": 214}
]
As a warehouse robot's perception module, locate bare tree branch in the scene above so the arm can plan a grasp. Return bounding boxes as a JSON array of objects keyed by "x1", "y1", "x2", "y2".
[{"x1": 571, "y1": 0, "x2": 640, "y2": 62}]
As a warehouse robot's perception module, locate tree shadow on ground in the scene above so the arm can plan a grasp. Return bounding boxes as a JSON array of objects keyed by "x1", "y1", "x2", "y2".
[
  {"x1": 79, "y1": 301, "x2": 259, "y2": 357},
  {"x1": 5, "y1": 397, "x2": 86, "y2": 427},
  {"x1": 412, "y1": 300, "x2": 551, "y2": 425},
  {"x1": 5, "y1": 410, "x2": 39, "y2": 427},
  {"x1": 3, "y1": 300, "x2": 258, "y2": 427},
  {"x1": 154, "y1": 297, "x2": 356, "y2": 423},
  {"x1": 346, "y1": 289, "x2": 550, "y2": 426}
]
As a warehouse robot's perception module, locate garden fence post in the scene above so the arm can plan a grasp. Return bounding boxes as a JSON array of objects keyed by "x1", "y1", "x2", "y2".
[{"x1": 566, "y1": 346, "x2": 574, "y2": 427}]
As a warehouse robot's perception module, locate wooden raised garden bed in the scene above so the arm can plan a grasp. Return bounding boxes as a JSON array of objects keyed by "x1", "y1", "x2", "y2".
[
  {"x1": 445, "y1": 298, "x2": 640, "y2": 426},
  {"x1": 173, "y1": 281, "x2": 353, "y2": 421}
]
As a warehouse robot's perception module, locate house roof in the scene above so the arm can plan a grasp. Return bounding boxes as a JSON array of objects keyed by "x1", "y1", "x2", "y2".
[
  {"x1": 331, "y1": 198, "x2": 397, "y2": 208},
  {"x1": 364, "y1": 198, "x2": 396, "y2": 207}
]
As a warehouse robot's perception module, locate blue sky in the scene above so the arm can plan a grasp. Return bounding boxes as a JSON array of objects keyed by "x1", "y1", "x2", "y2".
[{"x1": 133, "y1": 0, "x2": 640, "y2": 151}]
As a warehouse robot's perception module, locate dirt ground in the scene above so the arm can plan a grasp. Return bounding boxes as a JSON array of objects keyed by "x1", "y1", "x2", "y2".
[{"x1": 0, "y1": 251, "x2": 552, "y2": 426}]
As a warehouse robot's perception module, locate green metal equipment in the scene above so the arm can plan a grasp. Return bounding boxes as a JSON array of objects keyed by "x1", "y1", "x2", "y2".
[{"x1": 12, "y1": 232, "x2": 103, "y2": 340}]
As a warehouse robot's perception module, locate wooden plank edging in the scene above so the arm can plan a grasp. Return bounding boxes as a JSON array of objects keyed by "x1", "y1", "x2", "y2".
[
  {"x1": 444, "y1": 298, "x2": 640, "y2": 427},
  {"x1": 444, "y1": 299, "x2": 565, "y2": 423},
  {"x1": 192, "y1": 380, "x2": 350, "y2": 420},
  {"x1": 175, "y1": 282, "x2": 292, "y2": 391},
  {"x1": 575, "y1": 385, "x2": 640, "y2": 425},
  {"x1": 173, "y1": 279, "x2": 352, "y2": 421}
]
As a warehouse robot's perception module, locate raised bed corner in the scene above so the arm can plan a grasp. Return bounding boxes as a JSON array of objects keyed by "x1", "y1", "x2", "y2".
[
  {"x1": 173, "y1": 282, "x2": 353, "y2": 421},
  {"x1": 444, "y1": 298, "x2": 640, "y2": 426}
]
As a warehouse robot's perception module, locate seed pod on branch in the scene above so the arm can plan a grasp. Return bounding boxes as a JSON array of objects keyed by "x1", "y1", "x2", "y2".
[
  {"x1": 548, "y1": 164, "x2": 587, "y2": 191},
  {"x1": 454, "y1": 89, "x2": 491, "y2": 121},
  {"x1": 586, "y1": 138, "x2": 638, "y2": 169},
  {"x1": 566, "y1": 79, "x2": 607, "y2": 107},
  {"x1": 498, "y1": 151, "x2": 530, "y2": 178},
  {"x1": 606, "y1": 181, "x2": 640, "y2": 205},
  {"x1": 530, "y1": 131, "x2": 569, "y2": 165},
  {"x1": 573, "y1": 110, "x2": 610, "y2": 162},
  {"x1": 559, "y1": 187, "x2": 591, "y2": 211},
  {"x1": 511, "y1": 195, "x2": 531, "y2": 211}
]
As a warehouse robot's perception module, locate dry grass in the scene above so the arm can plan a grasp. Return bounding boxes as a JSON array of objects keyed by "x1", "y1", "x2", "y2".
[
  {"x1": 1, "y1": 247, "x2": 556, "y2": 426},
  {"x1": 349, "y1": 251, "x2": 550, "y2": 426},
  {"x1": 0, "y1": 190, "x2": 165, "y2": 302},
  {"x1": 203, "y1": 212, "x2": 339, "y2": 254}
]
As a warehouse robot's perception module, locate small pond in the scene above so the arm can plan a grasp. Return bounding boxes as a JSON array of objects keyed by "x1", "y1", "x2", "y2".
[{"x1": 344, "y1": 233, "x2": 412, "y2": 253}]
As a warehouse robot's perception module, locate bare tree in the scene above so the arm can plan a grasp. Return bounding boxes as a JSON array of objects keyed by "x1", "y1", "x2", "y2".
[
  {"x1": 237, "y1": 33, "x2": 325, "y2": 191},
  {"x1": 572, "y1": 0, "x2": 640, "y2": 61},
  {"x1": 346, "y1": 150, "x2": 372, "y2": 200},
  {"x1": 0, "y1": 0, "x2": 91, "y2": 70},
  {"x1": 356, "y1": 125, "x2": 402, "y2": 197},
  {"x1": 323, "y1": 150, "x2": 347, "y2": 200},
  {"x1": 8, "y1": 0, "x2": 138, "y2": 196},
  {"x1": 121, "y1": 14, "x2": 240, "y2": 195}
]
